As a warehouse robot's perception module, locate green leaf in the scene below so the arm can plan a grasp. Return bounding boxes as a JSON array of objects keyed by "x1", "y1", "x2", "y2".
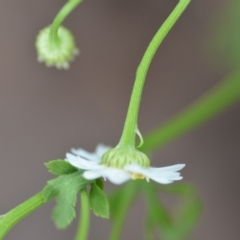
[
  {"x1": 95, "y1": 178, "x2": 104, "y2": 190},
  {"x1": 144, "y1": 186, "x2": 174, "y2": 240},
  {"x1": 89, "y1": 183, "x2": 109, "y2": 219},
  {"x1": 158, "y1": 182, "x2": 202, "y2": 239},
  {"x1": 42, "y1": 172, "x2": 91, "y2": 229},
  {"x1": 45, "y1": 159, "x2": 78, "y2": 175},
  {"x1": 144, "y1": 182, "x2": 202, "y2": 240},
  {"x1": 173, "y1": 196, "x2": 202, "y2": 239}
]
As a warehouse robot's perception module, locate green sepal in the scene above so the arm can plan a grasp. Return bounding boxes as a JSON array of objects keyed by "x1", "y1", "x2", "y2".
[
  {"x1": 45, "y1": 159, "x2": 78, "y2": 175},
  {"x1": 89, "y1": 182, "x2": 109, "y2": 219},
  {"x1": 42, "y1": 172, "x2": 92, "y2": 229}
]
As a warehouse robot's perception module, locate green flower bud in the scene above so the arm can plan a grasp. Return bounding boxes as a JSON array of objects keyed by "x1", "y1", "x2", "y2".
[
  {"x1": 101, "y1": 146, "x2": 150, "y2": 169},
  {"x1": 35, "y1": 25, "x2": 79, "y2": 69}
]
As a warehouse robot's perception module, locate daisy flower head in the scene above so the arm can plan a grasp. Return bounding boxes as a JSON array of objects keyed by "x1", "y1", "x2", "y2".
[
  {"x1": 66, "y1": 144, "x2": 185, "y2": 185},
  {"x1": 35, "y1": 25, "x2": 79, "y2": 69}
]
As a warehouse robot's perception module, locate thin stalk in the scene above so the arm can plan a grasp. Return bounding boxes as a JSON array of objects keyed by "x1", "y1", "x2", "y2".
[
  {"x1": 74, "y1": 188, "x2": 90, "y2": 240},
  {"x1": 49, "y1": 0, "x2": 83, "y2": 45},
  {"x1": 118, "y1": 0, "x2": 191, "y2": 147},
  {"x1": 0, "y1": 192, "x2": 49, "y2": 240}
]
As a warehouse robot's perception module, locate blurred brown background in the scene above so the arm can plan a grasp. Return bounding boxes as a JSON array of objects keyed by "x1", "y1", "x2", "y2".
[{"x1": 0, "y1": 0, "x2": 240, "y2": 239}]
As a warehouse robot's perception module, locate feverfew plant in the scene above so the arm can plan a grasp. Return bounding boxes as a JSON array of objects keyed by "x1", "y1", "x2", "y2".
[{"x1": 1, "y1": 0, "x2": 240, "y2": 240}]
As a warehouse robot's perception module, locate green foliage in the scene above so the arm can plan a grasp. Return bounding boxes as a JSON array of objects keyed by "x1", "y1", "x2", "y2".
[
  {"x1": 89, "y1": 183, "x2": 109, "y2": 219},
  {"x1": 108, "y1": 182, "x2": 138, "y2": 221},
  {"x1": 140, "y1": 69, "x2": 240, "y2": 153},
  {"x1": 108, "y1": 182, "x2": 139, "y2": 240},
  {"x1": 146, "y1": 197, "x2": 174, "y2": 239},
  {"x1": 43, "y1": 160, "x2": 110, "y2": 228},
  {"x1": 144, "y1": 182, "x2": 202, "y2": 240},
  {"x1": 95, "y1": 178, "x2": 104, "y2": 190},
  {"x1": 108, "y1": 181, "x2": 201, "y2": 240},
  {"x1": 174, "y1": 196, "x2": 202, "y2": 239},
  {"x1": 210, "y1": 0, "x2": 240, "y2": 68},
  {"x1": 42, "y1": 172, "x2": 92, "y2": 229},
  {"x1": 45, "y1": 159, "x2": 78, "y2": 175}
]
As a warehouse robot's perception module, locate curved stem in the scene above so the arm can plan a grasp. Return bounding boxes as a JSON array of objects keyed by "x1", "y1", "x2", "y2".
[
  {"x1": 74, "y1": 188, "x2": 90, "y2": 240},
  {"x1": 49, "y1": 0, "x2": 83, "y2": 45},
  {"x1": 118, "y1": 0, "x2": 191, "y2": 147},
  {"x1": 0, "y1": 192, "x2": 49, "y2": 240}
]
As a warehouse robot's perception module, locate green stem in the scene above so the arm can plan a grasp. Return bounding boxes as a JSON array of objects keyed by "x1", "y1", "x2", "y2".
[
  {"x1": 49, "y1": 0, "x2": 82, "y2": 45},
  {"x1": 109, "y1": 202, "x2": 128, "y2": 240},
  {"x1": 140, "y1": 69, "x2": 240, "y2": 152},
  {"x1": 74, "y1": 188, "x2": 90, "y2": 240},
  {"x1": 118, "y1": 0, "x2": 191, "y2": 147},
  {"x1": 0, "y1": 192, "x2": 49, "y2": 240},
  {"x1": 109, "y1": 182, "x2": 138, "y2": 240}
]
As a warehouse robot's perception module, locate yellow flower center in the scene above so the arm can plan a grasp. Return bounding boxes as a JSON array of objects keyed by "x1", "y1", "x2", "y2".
[{"x1": 129, "y1": 172, "x2": 149, "y2": 182}]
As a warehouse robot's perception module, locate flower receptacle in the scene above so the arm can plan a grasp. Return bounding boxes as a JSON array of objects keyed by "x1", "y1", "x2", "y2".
[{"x1": 101, "y1": 146, "x2": 150, "y2": 169}]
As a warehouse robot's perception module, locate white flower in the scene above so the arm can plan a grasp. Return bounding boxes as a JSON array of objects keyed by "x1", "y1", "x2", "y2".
[{"x1": 66, "y1": 144, "x2": 185, "y2": 185}]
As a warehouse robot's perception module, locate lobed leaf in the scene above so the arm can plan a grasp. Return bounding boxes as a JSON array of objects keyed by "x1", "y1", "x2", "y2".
[{"x1": 42, "y1": 172, "x2": 91, "y2": 229}]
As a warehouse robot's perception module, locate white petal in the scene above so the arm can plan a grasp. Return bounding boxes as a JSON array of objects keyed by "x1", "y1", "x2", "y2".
[
  {"x1": 103, "y1": 168, "x2": 131, "y2": 184},
  {"x1": 124, "y1": 164, "x2": 185, "y2": 184},
  {"x1": 95, "y1": 144, "x2": 111, "y2": 158},
  {"x1": 149, "y1": 164, "x2": 186, "y2": 173},
  {"x1": 66, "y1": 153, "x2": 104, "y2": 170},
  {"x1": 71, "y1": 144, "x2": 110, "y2": 163},
  {"x1": 83, "y1": 168, "x2": 108, "y2": 180},
  {"x1": 84, "y1": 167, "x2": 131, "y2": 185},
  {"x1": 71, "y1": 148, "x2": 100, "y2": 162}
]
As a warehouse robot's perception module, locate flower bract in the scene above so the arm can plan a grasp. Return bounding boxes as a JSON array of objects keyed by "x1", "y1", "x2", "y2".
[{"x1": 66, "y1": 144, "x2": 185, "y2": 185}]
